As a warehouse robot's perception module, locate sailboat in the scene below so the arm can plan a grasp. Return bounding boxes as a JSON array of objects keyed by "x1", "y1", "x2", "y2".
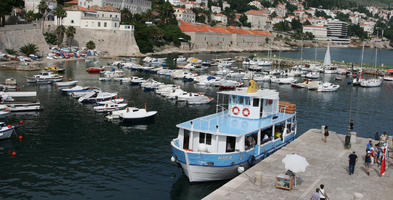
[
  {"x1": 360, "y1": 48, "x2": 383, "y2": 87},
  {"x1": 323, "y1": 44, "x2": 338, "y2": 74}
]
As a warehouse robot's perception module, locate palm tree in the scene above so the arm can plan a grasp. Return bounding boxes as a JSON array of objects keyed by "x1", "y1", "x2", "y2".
[
  {"x1": 53, "y1": 5, "x2": 67, "y2": 26},
  {"x1": 38, "y1": 0, "x2": 48, "y2": 32},
  {"x1": 86, "y1": 41, "x2": 96, "y2": 50},
  {"x1": 56, "y1": 25, "x2": 66, "y2": 47},
  {"x1": 20, "y1": 43, "x2": 38, "y2": 56},
  {"x1": 65, "y1": 26, "x2": 76, "y2": 48}
]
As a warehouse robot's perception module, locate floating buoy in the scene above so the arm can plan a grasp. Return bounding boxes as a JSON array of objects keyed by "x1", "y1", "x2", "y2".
[
  {"x1": 19, "y1": 121, "x2": 23, "y2": 124},
  {"x1": 17, "y1": 88, "x2": 20, "y2": 91},
  {"x1": 7, "y1": 125, "x2": 12, "y2": 128},
  {"x1": 68, "y1": 78, "x2": 72, "y2": 81},
  {"x1": 18, "y1": 136, "x2": 23, "y2": 140},
  {"x1": 12, "y1": 152, "x2": 16, "y2": 156},
  {"x1": 4, "y1": 109, "x2": 7, "y2": 112}
]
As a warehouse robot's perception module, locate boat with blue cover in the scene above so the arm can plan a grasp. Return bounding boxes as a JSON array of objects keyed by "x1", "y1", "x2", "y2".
[{"x1": 170, "y1": 80, "x2": 297, "y2": 182}]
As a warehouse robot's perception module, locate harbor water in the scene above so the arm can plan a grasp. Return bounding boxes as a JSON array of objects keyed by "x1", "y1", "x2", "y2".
[{"x1": 1, "y1": 51, "x2": 393, "y2": 199}]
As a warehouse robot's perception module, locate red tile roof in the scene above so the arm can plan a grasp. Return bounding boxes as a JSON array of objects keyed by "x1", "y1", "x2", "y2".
[
  {"x1": 245, "y1": 10, "x2": 265, "y2": 16},
  {"x1": 65, "y1": 0, "x2": 78, "y2": 4},
  {"x1": 179, "y1": 21, "x2": 272, "y2": 36},
  {"x1": 65, "y1": 5, "x2": 88, "y2": 11}
]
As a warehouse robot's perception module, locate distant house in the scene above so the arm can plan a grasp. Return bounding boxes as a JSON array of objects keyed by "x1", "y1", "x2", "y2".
[
  {"x1": 303, "y1": 25, "x2": 327, "y2": 40},
  {"x1": 78, "y1": 0, "x2": 152, "y2": 14},
  {"x1": 54, "y1": 5, "x2": 133, "y2": 31},
  {"x1": 211, "y1": 6, "x2": 221, "y2": 14},
  {"x1": 222, "y1": 1, "x2": 230, "y2": 10},
  {"x1": 248, "y1": 1, "x2": 262, "y2": 10},
  {"x1": 174, "y1": 7, "x2": 196, "y2": 23},
  {"x1": 245, "y1": 10, "x2": 268, "y2": 30},
  {"x1": 212, "y1": 13, "x2": 227, "y2": 25},
  {"x1": 271, "y1": 17, "x2": 284, "y2": 25},
  {"x1": 25, "y1": 0, "x2": 57, "y2": 13}
]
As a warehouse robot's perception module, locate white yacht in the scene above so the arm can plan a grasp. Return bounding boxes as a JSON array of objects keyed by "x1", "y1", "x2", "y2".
[{"x1": 317, "y1": 82, "x2": 340, "y2": 92}]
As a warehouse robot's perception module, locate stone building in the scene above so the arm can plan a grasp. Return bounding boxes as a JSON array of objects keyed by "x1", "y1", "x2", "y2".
[
  {"x1": 78, "y1": 0, "x2": 151, "y2": 14},
  {"x1": 174, "y1": 8, "x2": 196, "y2": 23},
  {"x1": 25, "y1": 0, "x2": 57, "y2": 13},
  {"x1": 245, "y1": 10, "x2": 268, "y2": 30},
  {"x1": 303, "y1": 25, "x2": 328, "y2": 40}
]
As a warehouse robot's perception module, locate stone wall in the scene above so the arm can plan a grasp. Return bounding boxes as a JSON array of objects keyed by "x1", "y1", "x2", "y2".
[
  {"x1": 185, "y1": 31, "x2": 271, "y2": 51},
  {"x1": 0, "y1": 24, "x2": 49, "y2": 56},
  {"x1": 71, "y1": 27, "x2": 140, "y2": 57}
]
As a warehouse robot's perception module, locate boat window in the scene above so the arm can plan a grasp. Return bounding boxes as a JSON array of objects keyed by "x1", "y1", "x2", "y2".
[
  {"x1": 245, "y1": 97, "x2": 250, "y2": 106},
  {"x1": 274, "y1": 123, "x2": 285, "y2": 140},
  {"x1": 261, "y1": 126, "x2": 272, "y2": 144},
  {"x1": 239, "y1": 96, "x2": 244, "y2": 105},
  {"x1": 245, "y1": 133, "x2": 257, "y2": 150},
  {"x1": 253, "y1": 98, "x2": 259, "y2": 107},
  {"x1": 183, "y1": 130, "x2": 190, "y2": 150},
  {"x1": 199, "y1": 133, "x2": 212, "y2": 145},
  {"x1": 231, "y1": 95, "x2": 237, "y2": 104},
  {"x1": 226, "y1": 136, "x2": 236, "y2": 152}
]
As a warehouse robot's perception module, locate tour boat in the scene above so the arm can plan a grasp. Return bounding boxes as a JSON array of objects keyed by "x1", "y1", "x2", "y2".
[
  {"x1": 0, "y1": 122, "x2": 14, "y2": 140},
  {"x1": 317, "y1": 82, "x2": 340, "y2": 92},
  {"x1": 170, "y1": 81, "x2": 297, "y2": 182}
]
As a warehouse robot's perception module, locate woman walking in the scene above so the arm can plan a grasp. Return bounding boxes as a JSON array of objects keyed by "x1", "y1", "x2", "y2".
[{"x1": 324, "y1": 126, "x2": 329, "y2": 143}]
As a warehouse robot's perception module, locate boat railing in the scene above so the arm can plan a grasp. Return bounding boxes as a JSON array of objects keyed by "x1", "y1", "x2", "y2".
[{"x1": 215, "y1": 103, "x2": 227, "y2": 113}]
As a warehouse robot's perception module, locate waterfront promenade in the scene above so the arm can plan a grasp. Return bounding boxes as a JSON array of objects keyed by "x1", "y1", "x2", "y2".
[{"x1": 204, "y1": 129, "x2": 393, "y2": 200}]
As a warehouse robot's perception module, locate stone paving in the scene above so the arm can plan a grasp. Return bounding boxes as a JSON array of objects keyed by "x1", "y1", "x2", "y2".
[{"x1": 203, "y1": 129, "x2": 393, "y2": 200}]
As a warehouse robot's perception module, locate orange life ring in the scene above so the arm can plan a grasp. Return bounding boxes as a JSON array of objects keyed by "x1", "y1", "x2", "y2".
[
  {"x1": 232, "y1": 106, "x2": 240, "y2": 115},
  {"x1": 243, "y1": 108, "x2": 250, "y2": 117}
]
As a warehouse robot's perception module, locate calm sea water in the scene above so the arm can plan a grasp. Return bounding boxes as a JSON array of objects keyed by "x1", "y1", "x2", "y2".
[{"x1": 0, "y1": 53, "x2": 392, "y2": 199}]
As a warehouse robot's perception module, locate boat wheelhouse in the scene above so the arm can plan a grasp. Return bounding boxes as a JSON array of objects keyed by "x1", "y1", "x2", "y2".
[{"x1": 170, "y1": 81, "x2": 297, "y2": 182}]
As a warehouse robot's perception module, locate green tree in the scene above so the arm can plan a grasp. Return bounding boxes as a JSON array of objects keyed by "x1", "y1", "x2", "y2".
[
  {"x1": 44, "y1": 32, "x2": 57, "y2": 45},
  {"x1": 239, "y1": 14, "x2": 250, "y2": 27},
  {"x1": 286, "y1": 3, "x2": 297, "y2": 14},
  {"x1": 56, "y1": 25, "x2": 66, "y2": 46},
  {"x1": 53, "y1": 5, "x2": 67, "y2": 25},
  {"x1": 5, "y1": 48, "x2": 17, "y2": 55},
  {"x1": 273, "y1": 21, "x2": 291, "y2": 32},
  {"x1": 336, "y1": 12, "x2": 350, "y2": 22},
  {"x1": 269, "y1": 11, "x2": 277, "y2": 19},
  {"x1": 86, "y1": 40, "x2": 96, "y2": 50},
  {"x1": 19, "y1": 43, "x2": 38, "y2": 56},
  {"x1": 25, "y1": 10, "x2": 36, "y2": 22},
  {"x1": 38, "y1": 0, "x2": 49, "y2": 32},
  {"x1": 65, "y1": 26, "x2": 76, "y2": 47},
  {"x1": 348, "y1": 24, "x2": 368, "y2": 40},
  {"x1": 304, "y1": 20, "x2": 311, "y2": 25},
  {"x1": 0, "y1": 0, "x2": 24, "y2": 26},
  {"x1": 290, "y1": 19, "x2": 303, "y2": 33}
]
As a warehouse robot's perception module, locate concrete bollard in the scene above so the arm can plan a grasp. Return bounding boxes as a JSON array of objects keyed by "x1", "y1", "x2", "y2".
[
  {"x1": 254, "y1": 171, "x2": 262, "y2": 185},
  {"x1": 353, "y1": 192, "x2": 364, "y2": 200},
  {"x1": 350, "y1": 132, "x2": 357, "y2": 144},
  {"x1": 388, "y1": 136, "x2": 393, "y2": 147}
]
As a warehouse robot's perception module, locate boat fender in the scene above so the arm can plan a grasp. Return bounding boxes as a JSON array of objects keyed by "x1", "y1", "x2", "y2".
[
  {"x1": 237, "y1": 167, "x2": 245, "y2": 173},
  {"x1": 171, "y1": 156, "x2": 176, "y2": 162},
  {"x1": 242, "y1": 108, "x2": 250, "y2": 117},
  {"x1": 248, "y1": 155, "x2": 256, "y2": 166},
  {"x1": 232, "y1": 106, "x2": 240, "y2": 115}
]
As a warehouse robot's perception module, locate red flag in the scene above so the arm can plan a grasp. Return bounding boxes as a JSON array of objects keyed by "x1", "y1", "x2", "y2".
[{"x1": 380, "y1": 148, "x2": 386, "y2": 176}]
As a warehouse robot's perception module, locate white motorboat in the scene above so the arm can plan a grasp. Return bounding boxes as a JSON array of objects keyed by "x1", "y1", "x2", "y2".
[
  {"x1": 97, "y1": 98, "x2": 125, "y2": 105},
  {"x1": 324, "y1": 66, "x2": 338, "y2": 74},
  {"x1": 56, "y1": 80, "x2": 78, "y2": 87},
  {"x1": 5, "y1": 103, "x2": 42, "y2": 112},
  {"x1": 176, "y1": 92, "x2": 201, "y2": 102},
  {"x1": 383, "y1": 69, "x2": 393, "y2": 81},
  {"x1": 187, "y1": 96, "x2": 214, "y2": 105},
  {"x1": 0, "y1": 122, "x2": 14, "y2": 140},
  {"x1": 78, "y1": 91, "x2": 117, "y2": 103},
  {"x1": 61, "y1": 86, "x2": 90, "y2": 93},
  {"x1": 130, "y1": 76, "x2": 145, "y2": 85},
  {"x1": 360, "y1": 78, "x2": 383, "y2": 87},
  {"x1": 93, "y1": 103, "x2": 127, "y2": 113},
  {"x1": 26, "y1": 71, "x2": 63, "y2": 83},
  {"x1": 277, "y1": 77, "x2": 296, "y2": 84},
  {"x1": 0, "y1": 105, "x2": 10, "y2": 118},
  {"x1": 317, "y1": 82, "x2": 340, "y2": 92},
  {"x1": 305, "y1": 72, "x2": 320, "y2": 79},
  {"x1": 119, "y1": 107, "x2": 157, "y2": 122}
]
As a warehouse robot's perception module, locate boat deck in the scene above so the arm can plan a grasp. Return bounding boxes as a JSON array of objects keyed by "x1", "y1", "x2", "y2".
[
  {"x1": 176, "y1": 111, "x2": 295, "y2": 136},
  {"x1": 203, "y1": 129, "x2": 393, "y2": 200}
]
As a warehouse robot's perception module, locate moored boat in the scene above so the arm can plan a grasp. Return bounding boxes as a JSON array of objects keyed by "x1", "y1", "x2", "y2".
[
  {"x1": 0, "y1": 122, "x2": 14, "y2": 140},
  {"x1": 170, "y1": 80, "x2": 297, "y2": 182}
]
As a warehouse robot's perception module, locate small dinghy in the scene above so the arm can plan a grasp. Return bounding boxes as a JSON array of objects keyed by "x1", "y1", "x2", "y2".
[
  {"x1": 56, "y1": 81, "x2": 78, "y2": 87},
  {"x1": 93, "y1": 103, "x2": 127, "y2": 113},
  {"x1": 0, "y1": 105, "x2": 10, "y2": 118},
  {"x1": 0, "y1": 122, "x2": 14, "y2": 140}
]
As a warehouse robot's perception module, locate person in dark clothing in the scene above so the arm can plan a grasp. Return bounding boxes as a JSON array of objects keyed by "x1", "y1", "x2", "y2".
[
  {"x1": 348, "y1": 151, "x2": 358, "y2": 175},
  {"x1": 324, "y1": 126, "x2": 329, "y2": 143},
  {"x1": 365, "y1": 152, "x2": 372, "y2": 176},
  {"x1": 375, "y1": 132, "x2": 380, "y2": 141},
  {"x1": 349, "y1": 120, "x2": 354, "y2": 130}
]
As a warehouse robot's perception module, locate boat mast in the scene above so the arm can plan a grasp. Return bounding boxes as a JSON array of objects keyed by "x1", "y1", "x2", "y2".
[
  {"x1": 314, "y1": 47, "x2": 317, "y2": 63},
  {"x1": 360, "y1": 43, "x2": 364, "y2": 68},
  {"x1": 300, "y1": 39, "x2": 303, "y2": 64}
]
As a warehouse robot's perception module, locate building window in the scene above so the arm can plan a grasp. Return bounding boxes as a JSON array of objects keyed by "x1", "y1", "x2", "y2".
[
  {"x1": 71, "y1": 20, "x2": 74, "y2": 24},
  {"x1": 98, "y1": 22, "x2": 101, "y2": 27},
  {"x1": 104, "y1": 22, "x2": 107, "y2": 27},
  {"x1": 110, "y1": 14, "x2": 112, "y2": 18}
]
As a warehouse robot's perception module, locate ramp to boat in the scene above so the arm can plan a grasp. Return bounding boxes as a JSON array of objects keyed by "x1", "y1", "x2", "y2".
[{"x1": 203, "y1": 129, "x2": 393, "y2": 200}]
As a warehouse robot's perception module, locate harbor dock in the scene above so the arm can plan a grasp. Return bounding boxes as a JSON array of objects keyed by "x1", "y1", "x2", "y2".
[{"x1": 203, "y1": 129, "x2": 393, "y2": 200}]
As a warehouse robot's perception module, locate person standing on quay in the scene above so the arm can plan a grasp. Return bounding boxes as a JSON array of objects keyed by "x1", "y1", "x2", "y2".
[
  {"x1": 375, "y1": 132, "x2": 380, "y2": 141},
  {"x1": 349, "y1": 120, "x2": 354, "y2": 130},
  {"x1": 310, "y1": 188, "x2": 320, "y2": 200},
  {"x1": 324, "y1": 126, "x2": 329, "y2": 143},
  {"x1": 319, "y1": 184, "x2": 329, "y2": 200},
  {"x1": 365, "y1": 151, "x2": 372, "y2": 176},
  {"x1": 348, "y1": 151, "x2": 358, "y2": 175}
]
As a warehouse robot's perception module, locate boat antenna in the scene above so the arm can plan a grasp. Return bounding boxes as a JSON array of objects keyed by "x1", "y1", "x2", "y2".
[{"x1": 345, "y1": 63, "x2": 354, "y2": 149}]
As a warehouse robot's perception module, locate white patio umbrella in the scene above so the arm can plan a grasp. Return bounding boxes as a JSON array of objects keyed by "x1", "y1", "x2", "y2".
[{"x1": 282, "y1": 154, "x2": 309, "y2": 173}]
